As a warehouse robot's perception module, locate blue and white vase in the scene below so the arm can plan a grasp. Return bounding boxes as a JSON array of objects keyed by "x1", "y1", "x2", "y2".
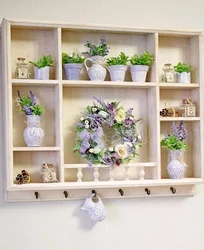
[{"x1": 167, "y1": 150, "x2": 186, "y2": 179}]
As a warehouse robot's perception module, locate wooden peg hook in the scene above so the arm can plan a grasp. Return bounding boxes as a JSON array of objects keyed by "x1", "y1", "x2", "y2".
[
  {"x1": 145, "y1": 188, "x2": 150, "y2": 195},
  {"x1": 119, "y1": 189, "x2": 124, "y2": 196},
  {"x1": 170, "y1": 187, "x2": 176, "y2": 194},
  {"x1": 34, "y1": 191, "x2": 39, "y2": 199},
  {"x1": 63, "y1": 191, "x2": 68, "y2": 198},
  {"x1": 92, "y1": 190, "x2": 97, "y2": 197}
]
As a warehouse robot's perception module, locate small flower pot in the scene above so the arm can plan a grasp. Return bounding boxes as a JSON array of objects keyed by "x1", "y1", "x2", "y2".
[
  {"x1": 108, "y1": 65, "x2": 127, "y2": 82},
  {"x1": 176, "y1": 72, "x2": 191, "y2": 84},
  {"x1": 34, "y1": 66, "x2": 50, "y2": 80},
  {"x1": 63, "y1": 63, "x2": 82, "y2": 80},
  {"x1": 130, "y1": 65, "x2": 149, "y2": 82}
]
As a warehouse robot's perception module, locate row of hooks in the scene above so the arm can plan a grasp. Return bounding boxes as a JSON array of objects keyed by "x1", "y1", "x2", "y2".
[{"x1": 34, "y1": 187, "x2": 177, "y2": 199}]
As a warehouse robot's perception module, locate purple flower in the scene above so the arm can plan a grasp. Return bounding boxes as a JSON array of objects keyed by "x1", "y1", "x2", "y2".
[
  {"x1": 105, "y1": 157, "x2": 113, "y2": 165},
  {"x1": 171, "y1": 121, "x2": 188, "y2": 141},
  {"x1": 30, "y1": 91, "x2": 36, "y2": 106},
  {"x1": 107, "y1": 102, "x2": 115, "y2": 111},
  {"x1": 126, "y1": 108, "x2": 134, "y2": 118},
  {"x1": 79, "y1": 129, "x2": 90, "y2": 140},
  {"x1": 93, "y1": 96, "x2": 106, "y2": 109},
  {"x1": 124, "y1": 118, "x2": 133, "y2": 128},
  {"x1": 79, "y1": 139, "x2": 90, "y2": 154},
  {"x1": 23, "y1": 106, "x2": 32, "y2": 115}
]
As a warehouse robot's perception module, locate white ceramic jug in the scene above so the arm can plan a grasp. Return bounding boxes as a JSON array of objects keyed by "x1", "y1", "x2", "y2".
[
  {"x1": 84, "y1": 56, "x2": 107, "y2": 81},
  {"x1": 81, "y1": 193, "x2": 107, "y2": 222}
]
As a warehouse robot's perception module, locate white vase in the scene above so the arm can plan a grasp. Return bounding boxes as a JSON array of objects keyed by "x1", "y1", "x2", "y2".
[
  {"x1": 176, "y1": 72, "x2": 191, "y2": 83},
  {"x1": 34, "y1": 66, "x2": 50, "y2": 80},
  {"x1": 130, "y1": 65, "x2": 149, "y2": 82},
  {"x1": 63, "y1": 63, "x2": 82, "y2": 80},
  {"x1": 23, "y1": 115, "x2": 44, "y2": 147},
  {"x1": 84, "y1": 56, "x2": 107, "y2": 81},
  {"x1": 108, "y1": 65, "x2": 127, "y2": 82},
  {"x1": 167, "y1": 150, "x2": 186, "y2": 179}
]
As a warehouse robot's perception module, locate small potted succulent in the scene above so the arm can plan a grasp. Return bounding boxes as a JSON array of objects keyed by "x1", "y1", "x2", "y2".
[
  {"x1": 106, "y1": 52, "x2": 129, "y2": 81},
  {"x1": 30, "y1": 55, "x2": 53, "y2": 80},
  {"x1": 17, "y1": 90, "x2": 45, "y2": 147},
  {"x1": 62, "y1": 53, "x2": 85, "y2": 80},
  {"x1": 161, "y1": 121, "x2": 188, "y2": 179},
  {"x1": 174, "y1": 62, "x2": 191, "y2": 84},
  {"x1": 84, "y1": 37, "x2": 110, "y2": 81},
  {"x1": 130, "y1": 52, "x2": 154, "y2": 82}
]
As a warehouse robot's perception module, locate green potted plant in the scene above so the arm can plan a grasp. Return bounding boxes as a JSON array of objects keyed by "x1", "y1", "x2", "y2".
[
  {"x1": 62, "y1": 53, "x2": 85, "y2": 80},
  {"x1": 17, "y1": 90, "x2": 45, "y2": 147},
  {"x1": 106, "y1": 52, "x2": 129, "y2": 82},
  {"x1": 130, "y1": 52, "x2": 154, "y2": 82},
  {"x1": 174, "y1": 62, "x2": 191, "y2": 83},
  {"x1": 161, "y1": 121, "x2": 188, "y2": 179},
  {"x1": 30, "y1": 55, "x2": 53, "y2": 80}
]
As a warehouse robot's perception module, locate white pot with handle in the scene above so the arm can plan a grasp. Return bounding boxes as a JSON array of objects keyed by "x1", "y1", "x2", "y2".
[{"x1": 84, "y1": 56, "x2": 107, "y2": 81}]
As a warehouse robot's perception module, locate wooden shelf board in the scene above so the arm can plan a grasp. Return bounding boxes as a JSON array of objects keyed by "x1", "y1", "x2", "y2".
[
  {"x1": 62, "y1": 80, "x2": 157, "y2": 88},
  {"x1": 10, "y1": 178, "x2": 203, "y2": 191},
  {"x1": 13, "y1": 147, "x2": 61, "y2": 152},
  {"x1": 159, "y1": 83, "x2": 199, "y2": 89},
  {"x1": 160, "y1": 117, "x2": 200, "y2": 121},
  {"x1": 64, "y1": 162, "x2": 157, "y2": 169},
  {"x1": 12, "y1": 79, "x2": 59, "y2": 86}
]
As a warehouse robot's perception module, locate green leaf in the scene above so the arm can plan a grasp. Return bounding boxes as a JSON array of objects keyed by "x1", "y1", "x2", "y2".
[
  {"x1": 29, "y1": 55, "x2": 53, "y2": 69},
  {"x1": 174, "y1": 62, "x2": 191, "y2": 73},
  {"x1": 62, "y1": 52, "x2": 85, "y2": 64},
  {"x1": 107, "y1": 52, "x2": 129, "y2": 66},
  {"x1": 130, "y1": 52, "x2": 154, "y2": 66}
]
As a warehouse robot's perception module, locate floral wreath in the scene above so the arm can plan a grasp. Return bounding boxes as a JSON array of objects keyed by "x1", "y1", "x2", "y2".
[{"x1": 74, "y1": 97, "x2": 143, "y2": 167}]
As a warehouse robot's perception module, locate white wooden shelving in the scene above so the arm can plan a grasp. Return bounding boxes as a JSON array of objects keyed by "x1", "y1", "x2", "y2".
[{"x1": 1, "y1": 18, "x2": 204, "y2": 202}]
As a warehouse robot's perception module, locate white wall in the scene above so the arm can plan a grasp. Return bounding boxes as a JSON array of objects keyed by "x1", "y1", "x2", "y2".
[{"x1": 0, "y1": 0, "x2": 204, "y2": 249}]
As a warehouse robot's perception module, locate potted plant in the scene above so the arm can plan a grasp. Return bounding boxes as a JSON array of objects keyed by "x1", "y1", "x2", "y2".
[
  {"x1": 84, "y1": 37, "x2": 110, "y2": 81},
  {"x1": 17, "y1": 90, "x2": 45, "y2": 147},
  {"x1": 62, "y1": 53, "x2": 85, "y2": 80},
  {"x1": 161, "y1": 121, "x2": 188, "y2": 179},
  {"x1": 129, "y1": 52, "x2": 154, "y2": 82},
  {"x1": 106, "y1": 52, "x2": 129, "y2": 82},
  {"x1": 174, "y1": 62, "x2": 191, "y2": 83},
  {"x1": 29, "y1": 55, "x2": 53, "y2": 80}
]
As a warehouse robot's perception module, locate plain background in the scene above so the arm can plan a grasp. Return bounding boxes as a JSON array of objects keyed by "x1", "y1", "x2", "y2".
[{"x1": 0, "y1": 0, "x2": 204, "y2": 249}]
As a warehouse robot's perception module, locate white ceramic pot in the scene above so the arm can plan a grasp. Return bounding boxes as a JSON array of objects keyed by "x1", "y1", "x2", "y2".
[
  {"x1": 167, "y1": 150, "x2": 186, "y2": 179},
  {"x1": 176, "y1": 72, "x2": 191, "y2": 83},
  {"x1": 130, "y1": 65, "x2": 149, "y2": 82},
  {"x1": 63, "y1": 63, "x2": 82, "y2": 80},
  {"x1": 84, "y1": 56, "x2": 106, "y2": 81},
  {"x1": 34, "y1": 66, "x2": 50, "y2": 80},
  {"x1": 23, "y1": 115, "x2": 44, "y2": 147},
  {"x1": 108, "y1": 65, "x2": 127, "y2": 82}
]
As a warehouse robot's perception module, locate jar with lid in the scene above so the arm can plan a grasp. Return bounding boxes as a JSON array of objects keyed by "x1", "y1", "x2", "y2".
[
  {"x1": 162, "y1": 63, "x2": 175, "y2": 83},
  {"x1": 15, "y1": 58, "x2": 31, "y2": 79}
]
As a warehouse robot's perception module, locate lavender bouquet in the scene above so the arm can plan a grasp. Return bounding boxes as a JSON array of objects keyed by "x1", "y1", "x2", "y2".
[
  {"x1": 161, "y1": 121, "x2": 188, "y2": 150},
  {"x1": 84, "y1": 37, "x2": 110, "y2": 57},
  {"x1": 17, "y1": 90, "x2": 44, "y2": 116}
]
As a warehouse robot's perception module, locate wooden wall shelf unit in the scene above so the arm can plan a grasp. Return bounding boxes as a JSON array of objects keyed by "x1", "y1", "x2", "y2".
[{"x1": 1, "y1": 18, "x2": 204, "y2": 202}]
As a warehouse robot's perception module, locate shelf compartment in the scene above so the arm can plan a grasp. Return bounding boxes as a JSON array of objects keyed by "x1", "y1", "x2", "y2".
[
  {"x1": 12, "y1": 85, "x2": 60, "y2": 147},
  {"x1": 159, "y1": 83, "x2": 199, "y2": 89},
  {"x1": 63, "y1": 80, "x2": 157, "y2": 88},
  {"x1": 61, "y1": 30, "x2": 157, "y2": 82},
  {"x1": 160, "y1": 117, "x2": 200, "y2": 121},
  {"x1": 11, "y1": 26, "x2": 59, "y2": 79},
  {"x1": 13, "y1": 151, "x2": 61, "y2": 184},
  {"x1": 158, "y1": 34, "x2": 201, "y2": 83},
  {"x1": 13, "y1": 147, "x2": 61, "y2": 151},
  {"x1": 12, "y1": 79, "x2": 59, "y2": 86},
  {"x1": 160, "y1": 121, "x2": 202, "y2": 179}
]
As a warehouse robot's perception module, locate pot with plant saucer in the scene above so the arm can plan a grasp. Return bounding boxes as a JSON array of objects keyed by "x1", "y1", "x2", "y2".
[
  {"x1": 30, "y1": 55, "x2": 53, "y2": 80},
  {"x1": 129, "y1": 52, "x2": 154, "y2": 82}
]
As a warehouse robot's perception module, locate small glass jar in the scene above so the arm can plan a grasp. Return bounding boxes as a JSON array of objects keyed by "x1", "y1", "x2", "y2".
[
  {"x1": 179, "y1": 99, "x2": 195, "y2": 117},
  {"x1": 15, "y1": 58, "x2": 31, "y2": 79},
  {"x1": 162, "y1": 63, "x2": 175, "y2": 83}
]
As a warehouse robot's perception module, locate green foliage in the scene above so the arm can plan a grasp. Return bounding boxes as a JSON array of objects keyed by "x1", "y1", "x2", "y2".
[
  {"x1": 29, "y1": 55, "x2": 53, "y2": 69},
  {"x1": 30, "y1": 105, "x2": 45, "y2": 116},
  {"x1": 106, "y1": 52, "x2": 129, "y2": 66},
  {"x1": 62, "y1": 53, "x2": 85, "y2": 64},
  {"x1": 130, "y1": 52, "x2": 154, "y2": 66},
  {"x1": 174, "y1": 62, "x2": 191, "y2": 73},
  {"x1": 18, "y1": 96, "x2": 32, "y2": 108},
  {"x1": 84, "y1": 37, "x2": 109, "y2": 57},
  {"x1": 161, "y1": 135, "x2": 188, "y2": 150}
]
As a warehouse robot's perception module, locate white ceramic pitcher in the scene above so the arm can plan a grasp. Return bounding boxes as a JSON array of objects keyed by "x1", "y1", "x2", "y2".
[{"x1": 84, "y1": 56, "x2": 107, "y2": 81}]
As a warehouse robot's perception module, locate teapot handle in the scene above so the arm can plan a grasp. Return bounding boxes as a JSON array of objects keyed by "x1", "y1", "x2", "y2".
[{"x1": 84, "y1": 58, "x2": 93, "y2": 72}]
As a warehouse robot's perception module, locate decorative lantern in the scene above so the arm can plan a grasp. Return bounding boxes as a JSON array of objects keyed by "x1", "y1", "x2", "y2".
[
  {"x1": 162, "y1": 63, "x2": 175, "y2": 83},
  {"x1": 15, "y1": 58, "x2": 31, "y2": 79},
  {"x1": 179, "y1": 99, "x2": 196, "y2": 117}
]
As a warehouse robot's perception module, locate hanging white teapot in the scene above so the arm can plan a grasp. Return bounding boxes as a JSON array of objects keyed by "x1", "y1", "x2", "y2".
[
  {"x1": 81, "y1": 193, "x2": 107, "y2": 222},
  {"x1": 84, "y1": 56, "x2": 107, "y2": 81}
]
